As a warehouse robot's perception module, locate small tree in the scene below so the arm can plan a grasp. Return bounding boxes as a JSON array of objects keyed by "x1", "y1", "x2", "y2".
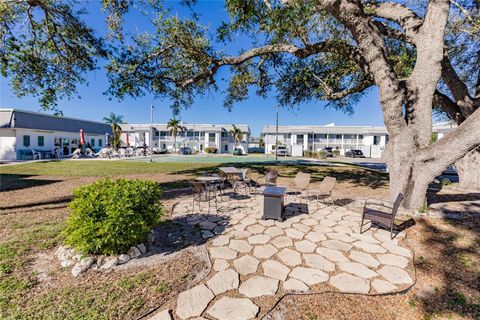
[
  {"x1": 103, "y1": 112, "x2": 124, "y2": 150},
  {"x1": 228, "y1": 124, "x2": 244, "y2": 149},
  {"x1": 167, "y1": 118, "x2": 186, "y2": 152}
]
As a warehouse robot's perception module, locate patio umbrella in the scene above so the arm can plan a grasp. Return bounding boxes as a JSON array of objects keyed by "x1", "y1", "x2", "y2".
[{"x1": 80, "y1": 129, "x2": 85, "y2": 146}]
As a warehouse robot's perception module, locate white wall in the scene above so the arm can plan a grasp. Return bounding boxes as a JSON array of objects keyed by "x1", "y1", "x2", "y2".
[{"x1": 0, "y1": 129, "x2": 17, "y2": 161}]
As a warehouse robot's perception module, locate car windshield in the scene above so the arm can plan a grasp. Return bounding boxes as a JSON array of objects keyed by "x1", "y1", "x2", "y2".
[{"x1": 353, "y1": 150, "x2": 362, "y2": 154}]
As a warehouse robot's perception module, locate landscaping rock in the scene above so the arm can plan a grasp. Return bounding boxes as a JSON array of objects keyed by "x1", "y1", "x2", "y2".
[
  {"x1": 71, "y1": 257, "x2": 94, "y2": 277},
  {"x1": 137, "y1": 243, "x2": 147, "y2": 254},
  {"x1": 206, "y1": 269, "x2": 239, "y2": 294},
  {"x1": 128, "y1": 246, "x2": 142, "y2": 259},
  {"x1": 100, "y1": 256, "x2": 118, "y2": 269},
  {"x1": 207, "y1": 297, "x2": 259, "y2": 320},
  {"x1": 117, "y1": 254, "x2": 131, "y2": 265},
  {"x1": 176, "y1": 284, "x2": 214, "y2": 319}
]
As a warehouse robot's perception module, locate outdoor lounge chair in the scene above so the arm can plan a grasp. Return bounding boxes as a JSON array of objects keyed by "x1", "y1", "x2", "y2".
[
  {"x1": 190, "y1": 180, "x2": 218, "y2": 212},
  {"x1": 265, "y1": 170, "x2": 278, "y2": 186},
  {"x1": 360, "y1": 193, "x2": 404, "y2": 240},
  {"x1": 309, "y1": 176, "x2": 336, "y2": 209},
  {"x1": 289, "y1": 172, "x2": 311, "y2": 202}
]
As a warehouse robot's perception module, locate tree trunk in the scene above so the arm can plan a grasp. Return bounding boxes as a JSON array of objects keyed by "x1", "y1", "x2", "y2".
[{"x1": 456, "y1": 147, "x2": 480, "y2": 191}]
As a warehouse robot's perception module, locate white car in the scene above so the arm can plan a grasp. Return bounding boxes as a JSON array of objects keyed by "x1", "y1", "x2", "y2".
[{"x1": 274, "y1": 146, "x2": 290, "y2": 156}]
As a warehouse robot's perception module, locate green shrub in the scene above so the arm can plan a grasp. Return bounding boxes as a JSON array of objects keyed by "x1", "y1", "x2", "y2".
[
  {"x1": 318, "y1": 150, "x2": 328, "y2": 159},
  {"x1": 304, "y1": 151, "x2": 312, "y2": 157},
  {"x1": 333, "y1": 150, "x2": 340, "y2": 156},
  {"x1": 63, "y1": 178, "x2": 164, "y2": 255},
  {"x1": 311, "y1": 151, "x2": 319, "y2": 158},
  {"x1": 204, "y1": 147, "x2": 217, "y2": 153}
]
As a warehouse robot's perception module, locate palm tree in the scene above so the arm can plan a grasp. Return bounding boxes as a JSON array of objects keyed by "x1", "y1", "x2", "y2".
[
  {"x1": 103, "y1": 113, "x2": 124, "y2": 150},
  {"x1": 167, "y1": 118, "x2": 186, "y2": 152},
  {"x1": 228, "y1": 124, "x2": 244, "y2": 149}
]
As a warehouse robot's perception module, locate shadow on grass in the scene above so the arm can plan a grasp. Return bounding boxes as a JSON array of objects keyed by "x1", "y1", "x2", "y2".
[
  {"x1": 172, "y1": 162, "x2": 389, "y2": 189},
  {"x1": 412, "y1": 217, "x2": 480, "y2": 318},
  {"x1": 0, "y1": 174, "x2": 61, "y2": 192}
]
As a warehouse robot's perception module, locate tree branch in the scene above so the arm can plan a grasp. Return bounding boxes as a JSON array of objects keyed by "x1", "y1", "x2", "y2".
[{"x1": 433, "y1": 89, "x2": 465, "y2": 122}]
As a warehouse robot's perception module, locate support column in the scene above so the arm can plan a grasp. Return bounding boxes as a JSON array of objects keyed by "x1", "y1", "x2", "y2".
[{"x1": 341, "y1": 134, "x2": 344, "y2": 155}]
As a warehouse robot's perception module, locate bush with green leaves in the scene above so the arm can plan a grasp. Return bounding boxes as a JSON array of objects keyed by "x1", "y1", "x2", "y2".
[
  {"x1": 318, "y1": 150, "x2": 328, "y2": 159},
  {"x1": 333, "y1": 150, "x2": 341, "y2": 156},
  {"x1": 204, "y1": 147, "x2": 217, "y2": 153},
  {"x1": 63, "y1": 178, "x2": 164, "y2": 255}
]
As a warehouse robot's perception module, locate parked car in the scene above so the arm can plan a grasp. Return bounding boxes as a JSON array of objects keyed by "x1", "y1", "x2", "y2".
[
  {"x1": 274, "y1": 146, "x2": 290, "y2": 156},
  {"x1": 178, "y1": 147, "x2": 193, "y2": 155},
  {"x1": 233, "y1": 147, "x2": 245, "y2": 155},
  {"x1": 345, "y1": 149, "x2": 365, "y2": 158},
  {"x1": 320, "y1": 147, "x2": 334, "y2": 157}
]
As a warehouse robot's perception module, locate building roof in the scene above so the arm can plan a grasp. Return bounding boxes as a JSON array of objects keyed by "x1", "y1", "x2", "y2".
[
  {"x1": 0, "y1": 109, "x2": 111, "y2": 135},
  {"x1": 262, "y1": 124, "x2": 387, "y2": 135},
  {"x1": 120, "y1": 123, "x2": 250, "y2": 133}
]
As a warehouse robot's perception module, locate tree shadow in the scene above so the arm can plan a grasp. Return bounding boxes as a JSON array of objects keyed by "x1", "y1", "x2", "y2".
[
  {"x1": 146, "y1": 213, "x2": 231, "y2": 256},
  {"x1": 172, "y1": 162, "x2": 389, "y2": 189},
  {"x1": 0, "y1": 174, "x2": 61, "y2": 192},
  {"x1": 412, "y1": 217, "x2": 480, "y2": 318}
]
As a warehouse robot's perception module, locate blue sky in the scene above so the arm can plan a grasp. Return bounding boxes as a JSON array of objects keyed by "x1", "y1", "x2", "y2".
[{"x1": 0, "y1": 1, "x2": 385, "y2": 136}]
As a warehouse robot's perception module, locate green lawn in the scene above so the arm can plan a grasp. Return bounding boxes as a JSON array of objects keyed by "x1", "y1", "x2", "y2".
[{"x1": 0, "y1": 160, "x2": 217, "y2": 177}]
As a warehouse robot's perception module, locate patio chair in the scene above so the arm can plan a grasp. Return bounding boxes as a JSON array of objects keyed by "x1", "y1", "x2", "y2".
[
  {"x1": 360, "y1": 193, "x2": 404, "y2": 240},
  {"x1": 265, "y1": 170, "x2": 278, "y2": 186},
  {"x1": 189, "y1": 180, "x2": 218, "y2": 212},
  {"x1": 309, "y1": 176, "x2": 336, "y2": 209},
  {"x1": 232, "y1": 169, "x2": 251, "y2": 195},
  {"x1": 30, "y1": 148, "x2": 41, "y2": 160},
  {"x1": 289, "y1": 172, "x2": 311, "y2": 202}
]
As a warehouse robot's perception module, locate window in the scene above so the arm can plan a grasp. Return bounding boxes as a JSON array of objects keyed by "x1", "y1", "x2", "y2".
[
  {"x1": 221, "y1": 132, "x2": 227, "y2": 137},
  {"x1": 99, "y1": 139, "x2": 102, "y2": 147},
  {"x1": 162, "y1": 144, "x2": 166, "y2": 149},
  {"x1": 154, "y1": 130, "x2": 159, "y2": 137},
  {"x1": 336, "y1": 134, "x2": 342, "y2": 139},
  {"x1": 358, "y1": 135, "x2": 363, "y2": 139},
  {"x1": 209, "y1": 133, "x2": 216, "y2": 142},
  {"x1": 308, "y1": 134, "x2": 313, "y2": 139},
  {"x1": 90, "y1": 138, "x2": 95, "y2": 147},
  {"x1": 224, "y1": 145, "x2": 228, "y2": 151},
  {"x1": 23, "y1": 135, "x2": 30, "y2": 147},
  {"x1": 160, "y1": 131, "x2": 167, "y2": 137},
  {"x1": 296, "y1": 135, "x2": 304, "y2": 145},
  {"x1": 187, "y1": 131, "x2": 194, "y2": 137},
  {"x1": 373, "y1": 136, "x2": 381, "y2": 145},
  {"x1": 38, "y1": 136, "x2": 44, "y2": 147}
]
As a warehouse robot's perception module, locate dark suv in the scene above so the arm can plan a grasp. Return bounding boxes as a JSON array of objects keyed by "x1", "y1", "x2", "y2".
[
  {"x1": 178, "y1": 147, "x2": 193, "y2": 155},
  {"x1": 345, "y1": 149, "x2": 365, "y2": 158}
]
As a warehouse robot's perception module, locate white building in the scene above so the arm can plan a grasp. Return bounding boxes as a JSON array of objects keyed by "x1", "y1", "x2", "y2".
[
  {"x1": 119, "y1": 123, "x2": 250, "y2": 154},
  {"x1": 0, "y1": 109, "x2": 111, "y2": 161},
  {"x1": 262, "y1": 122, "x2": 456, "y2": 158}
]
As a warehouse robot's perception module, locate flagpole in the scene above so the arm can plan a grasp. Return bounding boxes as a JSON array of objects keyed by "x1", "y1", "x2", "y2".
[{"x1": 150, "y1": 105, "x2": 154, "y2": 163}]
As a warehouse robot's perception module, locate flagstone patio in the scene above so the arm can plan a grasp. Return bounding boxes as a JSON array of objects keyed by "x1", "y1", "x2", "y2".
[{"x1": 151, "y1": 193, "x2": 414, "y2": 320}]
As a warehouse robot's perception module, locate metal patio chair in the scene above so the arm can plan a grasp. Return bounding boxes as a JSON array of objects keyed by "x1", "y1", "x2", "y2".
[
  {"x1": 360, "y1": 193, "x2": 404, "y2": 239},
  {"x1": 189, "y1": 180, "x2": 218, "y2": 212},
  {"x1": 309, "y1": 176, "x2": 336, "y2": 209},
  {"x1": 289, "y1": 172, "x2": 311, "y2": 202}
]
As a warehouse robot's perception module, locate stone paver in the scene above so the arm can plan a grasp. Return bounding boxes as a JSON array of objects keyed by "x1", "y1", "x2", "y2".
[
  {"x1": 292, "y1": 223, "x2": 311, "y2": 233},
  {"x1": 211, "y1": 235, "x2": 230, "y2": 246},
  {"x1": 248, "y1": 234, "x2": 271, "y2": 244},
  {"x1": 322, "y1": 239, "x2": 353, "y2": 252},
  {"x1": 289, "y1": 267, "x2": 329, "y2": 285},
  {"x1": 262, "y1": 259, "x2": 291, "y2": 281},
  {"x1": 277, "y1": 248, "x2": 302, "y2": 266},
  {"x1": 329, "y1": 273, "x2": 370, "y2": 293},
  {"x1": 233, "y1": 255, "x2": 259, "y2": 275},
  {"x1": 176, "y1": 284, "x2": 214, "y2": 319},
  {"x1": 327, "y1": 232, "x2": 356, "y2": 243},
  {"x1": 372, "y1": 279, "x2": 397, "y2": 293},
  {"x1": 337, "y1": 261, "x2": 378, "y2": 278},
  {"x1": 264, "y1": 226, "x2": 284, "y2": 237},
  {"x1": 294, "y1": 240, "x2": 316, "y2": 253},
  {"x1": 239, "y1": 276, "x2": 279, "y2": 298},
  {"x1": 209, "y1": 247, "x2": 238, "y2": 260},
  {"x1": 305, "y1": 230, "x2": 327, "y2": 243},
  {"x1": 353, "y1": 241, "x2": 387, "y2": 254},
  {"x1": 207, "y1": 297, "x2": 259, "y2": 320},
  {"x1": 378, "y1": 265, "x2": 413, "y2": 284},
  {"x1": 213, "y1": 259, "x2": 229, "y2": 271},
  {"x1": 377, "y1": 253, "x2": 409, "y2": 268},
  {"x1": 150, "y1": 309, "x2": 172, "y2": 320},
  {"x1": 382, "y1": 242, "x2": 412, "y2": 257},
  {"x1": 303, "y1": 254, "x2": 336, "y2": 272},
  {"x1": 253, "y1": 244, "x2": 278, "y2": 259},
  {"x1": 349, "y1": 251, "x2": 380, "y2": 268},
  {"x1": 246, "y1": 224, "x2": 265, "y2": 234},
  {"x1": 285, "y1": 228, "x2": 305, "y2": 239},
  {"x1": 282, "y1": 278, "x2": 310, "y2": 292},
  {"x1": 316, "y1": 247, "x2": 349, "y2": 262},
  {"x1": 207, "y1": 269, "x2": 239, "y2": 294},
  {"x1": 229, "y1": 240, "x2": 253, "y2": 253},
  {"x1": 271, "y1": 236, "x2": 293, "y2": 249}
]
